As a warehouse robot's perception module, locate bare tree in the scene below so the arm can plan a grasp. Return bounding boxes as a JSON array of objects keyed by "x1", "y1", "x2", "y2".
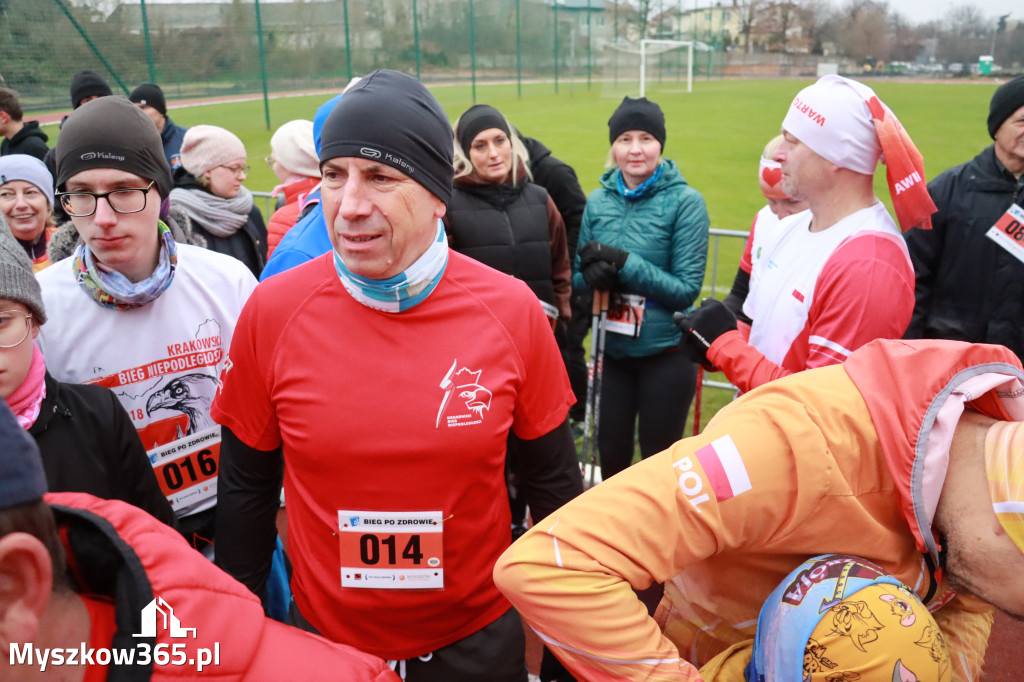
[{"x1": 737, "y1": 0, "x2": 764, "y2": 53}]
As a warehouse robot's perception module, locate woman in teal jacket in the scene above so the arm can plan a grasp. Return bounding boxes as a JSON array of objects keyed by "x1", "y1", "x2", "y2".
[{"x1": 575, "y1": 96, "x2": 709, "y2": 478}]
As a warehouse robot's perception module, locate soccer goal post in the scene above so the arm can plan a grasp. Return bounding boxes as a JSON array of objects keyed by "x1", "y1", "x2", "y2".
[{"x1": 639, "y1": 39, "x2": 696, "y2": 97}]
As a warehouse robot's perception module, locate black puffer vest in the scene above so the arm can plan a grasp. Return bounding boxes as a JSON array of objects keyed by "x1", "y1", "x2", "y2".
[{"x1": 446, "y1": 179, "x2": 556, "y2": 309}]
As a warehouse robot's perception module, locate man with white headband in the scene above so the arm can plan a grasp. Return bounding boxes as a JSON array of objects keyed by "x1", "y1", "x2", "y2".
[
  {"x1": 495, "y1": 337, "x2": 1024, "y2": 680},
  {"x1": 677, "y1": 75, "x2": 934, "y2": 394}
]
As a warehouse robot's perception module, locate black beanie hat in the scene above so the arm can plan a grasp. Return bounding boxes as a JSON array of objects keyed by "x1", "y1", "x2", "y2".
[
  {"x1": 456, "y1": 104, "x2": 510, "y2": 155},
  {"x1": 55, "y1": 96, "x2": 173, "y2": 199},
  {"x1": 129, "y1": 82, "x2": 167, "y2": 117},
  {"x1": 608, "y1": 96, "x2": 666, "y2": 150},
  {"x1": 988, "y1": 75, "x2": 1024, "y2": 139},
  {"x1": 70, "y1": 69, "x2": 113, "y2": 109},
  {"x1": 319, "y1": 70, "x2": 454, "y2": 204}
]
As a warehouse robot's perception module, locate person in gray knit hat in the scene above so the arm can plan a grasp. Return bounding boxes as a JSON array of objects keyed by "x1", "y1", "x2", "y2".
[
  {"x1": 212, "y1": 69, "x2": 582, "y2": 680},
  {"x1": 35, "y1": 96, "x2": 258, "y2": 554},
  {"x1": 0, "y1": 213, "x2": 174, "y2": 525},
  {"x1": 904, "y1": 77, "x2": 1024, "y2": 355}
]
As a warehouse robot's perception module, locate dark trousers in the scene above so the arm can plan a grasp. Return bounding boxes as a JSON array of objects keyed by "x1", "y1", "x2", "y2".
[
  {"x1": 598, "y1": 350, "x2": 698, "y2": 479},
  {"x1": 290, "y1": 601, "x2": 527, "y2": 682}
]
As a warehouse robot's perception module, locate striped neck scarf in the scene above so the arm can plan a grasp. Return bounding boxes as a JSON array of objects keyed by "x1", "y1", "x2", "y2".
[{"x1": 333, "y1": 220, "x2": 448, "y2": 313}]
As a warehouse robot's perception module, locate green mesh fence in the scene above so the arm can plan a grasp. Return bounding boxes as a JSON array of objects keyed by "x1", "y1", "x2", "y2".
[{"x1": 0, "y1": 0, "x2": 724, "y2": 114}]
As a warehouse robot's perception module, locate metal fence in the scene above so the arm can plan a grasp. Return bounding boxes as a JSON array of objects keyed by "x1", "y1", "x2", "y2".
[{"x1": 3, "y1": 0, "x2": 727, "y2": 114}]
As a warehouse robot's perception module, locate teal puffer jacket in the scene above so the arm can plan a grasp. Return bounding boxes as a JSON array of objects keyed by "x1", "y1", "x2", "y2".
[{"x1": 573, "y1": 160, "x2": 709, "y2": 358}]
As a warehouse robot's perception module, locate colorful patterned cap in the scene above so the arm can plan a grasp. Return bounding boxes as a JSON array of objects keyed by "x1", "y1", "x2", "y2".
[
  {"x1": 984, "y1": 420, "x2": 1024, "y2": 555},
  {"x1": 748, "y1": 555, "x2": 950, "y2": 682}
]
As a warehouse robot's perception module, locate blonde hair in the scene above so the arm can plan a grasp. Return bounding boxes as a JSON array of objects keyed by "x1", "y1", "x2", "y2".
[
  {"x1": 452, "y1": 112, "x2": 532, "y2": 184},
  {"x1": 763, "y1": 134, "x2": 785, "y2": 161}
]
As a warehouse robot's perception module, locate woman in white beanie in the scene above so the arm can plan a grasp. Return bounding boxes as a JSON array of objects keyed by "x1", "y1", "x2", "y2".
[
  {"x1": 0, "y1": 154, "x2": 58, "y2": 271},
  {"x1": 169, "y1": 124, "x2": 268, "y2": 277},
  {"x1": 266, "y1": 119, "x2": 320, "y2": 258}
]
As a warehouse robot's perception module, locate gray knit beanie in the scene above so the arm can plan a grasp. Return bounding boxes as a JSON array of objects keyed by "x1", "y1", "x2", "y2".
[
  {"x1": 0, "y1": 213, "x2": 46, "y2": 324},
  {"x1": 55, "y1": 96, "x2": 173, "y2": 199}
]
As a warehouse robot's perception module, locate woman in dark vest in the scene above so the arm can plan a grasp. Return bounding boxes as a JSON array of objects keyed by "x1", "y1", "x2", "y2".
[
  {"x1": 446, "y1": 104, "x2": 571, "y2": 328},
  {"x1": 447, "y1": 100, "x2": 576, "y2": 682}
]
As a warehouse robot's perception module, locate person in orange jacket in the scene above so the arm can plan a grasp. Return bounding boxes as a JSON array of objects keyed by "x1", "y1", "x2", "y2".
[{"x1": 496, "y1": 338, "x2": 1024, "y2": 681}]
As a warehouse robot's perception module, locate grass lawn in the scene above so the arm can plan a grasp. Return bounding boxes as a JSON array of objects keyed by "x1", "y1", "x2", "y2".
[{"x1": 40, "y1": 77, "x2": 1000, "y2": 437}]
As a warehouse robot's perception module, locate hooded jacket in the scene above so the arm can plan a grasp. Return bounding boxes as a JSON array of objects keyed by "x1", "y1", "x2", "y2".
[
  {"x1": 45, "y1": 492, "x2": 399, "y2": 681},
  {"x1": 1, "y1": 120, "x2": 49, "y2": 161},
  {"x1": 905, "y1": 145, "x2": 1024, "y2": 357},
  {"x1": 495, "y1": 338, "x2": 1023, "y2": 682},
  {"x1": 572, "y1": 160, "x2": 709, "y2": 358}
]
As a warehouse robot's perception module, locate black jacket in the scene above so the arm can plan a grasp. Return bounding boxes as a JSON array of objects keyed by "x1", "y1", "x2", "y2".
[
  {"x1": 1, "y1": 120, "x2": 49, "y2": 161},
  {"x1": 522, "y1": 136, "x2": 587, "y2": 260},
  {"x1": 905, "y1": 145, "x2": 1024, "y2": 357},
  {"x1": 170, "y1": 170, "x2": 268, "y2": 278},
  {"x1": 445, "y1": 177, "x2": 570, "y2": 318},
  {"x1": 30, "y1": 372, "x2": 176, "y2": 527}
]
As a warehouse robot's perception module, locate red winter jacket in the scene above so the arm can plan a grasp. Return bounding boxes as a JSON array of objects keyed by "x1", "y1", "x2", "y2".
[
  {"x1": 267, "y1": 177, "x2": 320, "y2": 258},
  {"x1": 47, "y1": 492, "x2": 398, "y2": 681}
]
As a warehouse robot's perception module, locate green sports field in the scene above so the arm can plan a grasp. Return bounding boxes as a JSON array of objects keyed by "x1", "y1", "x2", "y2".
[
  {"x1": 40, "y1": 77, "x2": 1002, "y2": 433},
  {"x1": 104, "y1": 77, "x2": 996, "y2": 287}
]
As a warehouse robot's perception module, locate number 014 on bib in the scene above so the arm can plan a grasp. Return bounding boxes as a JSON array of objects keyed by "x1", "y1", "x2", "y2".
[{"x1": 337, "y1": 510, "x2": 444, "y2": 589}]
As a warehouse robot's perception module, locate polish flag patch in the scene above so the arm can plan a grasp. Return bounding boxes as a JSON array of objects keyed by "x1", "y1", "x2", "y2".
[
  {"x1": 695, "y1": 435, "x2": 752, "y2": 502},
  {"x1": 792, "y1": 289, "x2": 805, "y2": 303}
]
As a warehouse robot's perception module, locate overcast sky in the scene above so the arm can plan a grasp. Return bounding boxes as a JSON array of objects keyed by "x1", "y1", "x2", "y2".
[{"x1": 892, "y1": 0, "x2": 1018, "y2": 25}]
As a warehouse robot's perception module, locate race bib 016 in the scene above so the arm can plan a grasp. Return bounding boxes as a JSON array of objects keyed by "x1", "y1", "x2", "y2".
[
  {"x1": 148, "y1": 425, "x2": 220, "y2": 516},
  {"x1": 338, "y1": 510, "x2": 444, "y2": 590}
]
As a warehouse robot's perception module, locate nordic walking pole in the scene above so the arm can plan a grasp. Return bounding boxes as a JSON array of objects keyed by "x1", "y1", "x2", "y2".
[
  {"x1": 693, "y1": 366, "x2": 703, "y2": 436},
  {"x1": 588, "y1": 289, "x2": 610, "y2": 488},
  {"x1": 579, "y1": 291, "x2": 603, "y2": 482}
]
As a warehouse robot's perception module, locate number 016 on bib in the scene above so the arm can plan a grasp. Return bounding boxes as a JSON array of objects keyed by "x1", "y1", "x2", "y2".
[{"x1": 337, "y1": 510, "x2": 444, "y2": 589}]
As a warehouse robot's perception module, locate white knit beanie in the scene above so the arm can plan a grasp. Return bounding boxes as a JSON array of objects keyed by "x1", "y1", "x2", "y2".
[
  {"x1": 781, "y1": 75, "x2": 882, "y2": 176},
  {"x1": 180, "y1": 125, "x2": 247, "y2": 177},
  {"x1": 270, "y1": 119, "x2": 320, "y2": 178}
]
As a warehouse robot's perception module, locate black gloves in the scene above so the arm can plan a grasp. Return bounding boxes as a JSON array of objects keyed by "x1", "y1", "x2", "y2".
[
  {"x1": 581, "y1": 260, "x2": 619, "y2": 291},
  {"x1": 578, "y1": 240, "x2": 628, "y2": 292},
  {"x1": 579, "y1": 241, "x2": 629, "y2": 270},
  {"x1": 673, "y1": 299, "x2": 737, "y2": 370}
]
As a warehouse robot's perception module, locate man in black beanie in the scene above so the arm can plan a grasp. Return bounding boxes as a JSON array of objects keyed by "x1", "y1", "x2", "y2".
[
  {"x1": 213, "y1": 69, "x2": 582, "y2": 682},
  {"x1": 905, "y1": 75, "x2": 1024, "y2": 356},
  {"x1": 129, "y1": 82, "x2": 189, "y2": 171},
  {"x1": 69, "y1": 69, "x2": 113, "y2": 110}
]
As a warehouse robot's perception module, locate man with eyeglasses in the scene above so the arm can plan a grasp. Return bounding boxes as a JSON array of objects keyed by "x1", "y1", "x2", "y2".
[{"x1": 35, "y1": 96, "x2": 258, "y2": 557}]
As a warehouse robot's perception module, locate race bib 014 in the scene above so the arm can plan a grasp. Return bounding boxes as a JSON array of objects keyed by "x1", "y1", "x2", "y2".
[{"x1": 338, "y1": 510, "x2": 444, "y2": 590}]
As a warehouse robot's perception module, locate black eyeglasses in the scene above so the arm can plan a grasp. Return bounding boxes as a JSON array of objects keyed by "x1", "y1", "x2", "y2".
[{"x1": 56, "y1": 181, "x2": 155, "y2": 217}]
